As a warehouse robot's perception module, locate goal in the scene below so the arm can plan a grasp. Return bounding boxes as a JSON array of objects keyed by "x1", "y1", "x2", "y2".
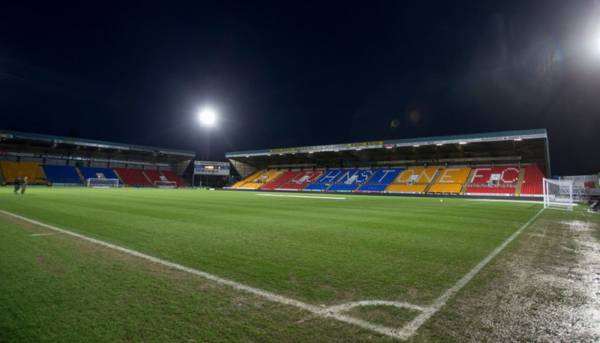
[
  {"x1": 543, "y1": 178, "x2": 574, "y2": 210},
  {"x1": 154, "y1": 180, "x2": 177, "y2": 189},
  {"x1": 87, "y1": 178, "x2": 120, "y2": 188}
]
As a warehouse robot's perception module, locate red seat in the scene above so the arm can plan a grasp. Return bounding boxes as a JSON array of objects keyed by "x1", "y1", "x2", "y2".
[
  {"x1": 144, "y1": 170, "x2": 163, "y2": 185},
  {"x1": 161, "y1": 170, "x2": 185, "y2": 187},
  {"x1": 276, "y1": 170, "x2": 324, "y2": 191},
  {"x1": 465, "y1": 166, "x2": 519, "y2": 195},
  {"x1": 260, "y1": 171, "x2": 301, "y2": 190},
  {"x1": 115, "y1": 168, "x2": 152, "y2": 187},
  {"x1": 521, "y1": 165, "x2": 544, "y2": 196}
]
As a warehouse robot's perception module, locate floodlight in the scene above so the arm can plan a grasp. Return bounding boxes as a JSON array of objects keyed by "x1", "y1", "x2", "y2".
[{"x1": 197, "y1": 107, "x2": 217, "y2": 127}]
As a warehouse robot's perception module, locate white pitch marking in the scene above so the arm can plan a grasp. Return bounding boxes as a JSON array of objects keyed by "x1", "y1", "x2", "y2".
[
  {"x1": 30, "y1": 232, "x2": 57, "y2": 237},
  {"x1": 256, "y1": 193, "x2": 347, "y2": 200},
  {"x1": 0, "y1": 210, "x2": 406, "y2": 339},
  {"x1": 396, "y1": 208, "x2": 545, "y2": 339},
  {"x1": 466, "y1": 198, "x2": 543, "y2": 204},
  {"x1": 0, "y1": 208, "x2": 544, "y2": 340}
]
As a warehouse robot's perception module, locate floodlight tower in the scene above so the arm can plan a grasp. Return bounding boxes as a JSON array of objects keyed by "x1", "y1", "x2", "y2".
[{"x1": 196, "y1": 106, "x2": 218, "y2": 187}]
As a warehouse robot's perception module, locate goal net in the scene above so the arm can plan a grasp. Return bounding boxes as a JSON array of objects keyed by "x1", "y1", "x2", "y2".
[
  {"x1": 87, "y1": 178, "x2": 120, "y2": 188},
  {"x1": 543, "y1": 178, "x2": 574, "y2": 210},
  {"x1": 154, "y1": 180, "x2": 177, "y2": 189}
]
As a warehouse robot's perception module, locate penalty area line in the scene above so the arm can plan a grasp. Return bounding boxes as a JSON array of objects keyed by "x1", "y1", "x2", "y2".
[
  {"x1": 255, "y1": 193, "x2": 347, "y2": 200},
  {"x1": 0, "y1": 210, "x2": 410, "y2": 340}
]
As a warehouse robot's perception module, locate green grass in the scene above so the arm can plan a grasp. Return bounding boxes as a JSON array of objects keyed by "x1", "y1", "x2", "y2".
[
  {"x1": 0, "y1": 187, "x2": 541, "y2": 307},
  {"x1": 0, "y1": 215, "x2": 388, "y2": 343}
]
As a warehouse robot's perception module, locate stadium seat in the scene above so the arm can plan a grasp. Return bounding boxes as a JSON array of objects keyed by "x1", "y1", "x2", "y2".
[
  {"x1": 386, "y1": 166, "x2": 439, "y2": 193},
  {"x1": 233, "y1": 169, "x2": 284, "y2": 189},
  {"x1": 143, "y1": 170, "x2": 163, "y2": 185},
  {"x1": 464, "y1": 166, "x2": 519, "y2": 196},
  {"x1": 161, "y1": 170, "x2": 185, "y2": 187},
  {"x1": 304, "y1": 169, "x2": 343, "y2": 191},
  {"x1": 428, "y1": 167, "x2": 471, "y2": 194},
  {"x1": 114, "y1": 168, "x2": 152, "y2": 187},
  {"x1": 0, "y1": 161, "x2": 46, "y2": 184},
  {"x1": 356, "y1": 168, "x2": 404, "y2": 192},
  {"x1": 276, "y1": 170, "x2": 324, "y2": 191},
  {"x1": 231, "y1": 170, "x2": 262, "y2": 188},
  {"x1": 328, "y1": 169, "x2": 375, "y2": 192},
  {"x1": 260, "y1": 170, "x2": 301, "y2": 190},
  {"x1": 79, "y1": 167, "x2": 119, "y2": 181},
  {"x1": 520, "y1": 165, "x2": 545, "y2": 196},
  {"x1": 42, "y1": 165, "x2": 82, "y2": 185}
]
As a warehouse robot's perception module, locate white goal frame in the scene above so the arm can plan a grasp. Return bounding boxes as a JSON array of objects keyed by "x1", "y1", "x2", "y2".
[
  {"x1": 86, "y1": 178, "x2": 120, "y2": 188},
  {"x1": 543, "y1": 178, "x2": 574, "y2": 210},
  {"x1": 154, "y1": 180, "x2": 177, "y2": 189}
]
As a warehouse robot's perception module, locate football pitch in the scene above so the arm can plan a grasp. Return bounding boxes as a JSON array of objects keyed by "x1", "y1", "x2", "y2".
[{"x1": 1, "y1": 187, "x2": 595, "y2": 342}]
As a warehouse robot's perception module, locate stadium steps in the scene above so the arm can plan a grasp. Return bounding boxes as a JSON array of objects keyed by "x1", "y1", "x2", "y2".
[
  {"x1": 231, "y1": 170, "x2": 262, "y2": 188},
  {"x1": 460, "y1": 168, "x2": 477, "y2": 195},
  {"x1": 75, "y1": 167, "x2": 85, "y2": 184},
  {"x1": 423, "y1": 168, "x2": 441, "y2": 193},
  {"x1": 515, "y1": 167, "x2": 526, "y2": 196},
  {"x1": 142, "y1": 171, "x2": 153, "y2": 185}
]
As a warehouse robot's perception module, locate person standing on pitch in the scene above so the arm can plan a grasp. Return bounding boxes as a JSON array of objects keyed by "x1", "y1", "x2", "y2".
[
  {"x1": 14, "y1": 176, "x2": 22, "y2": 194},
  {"x1": 20, "y1": 176, "x2": 28, "y2": 194}
]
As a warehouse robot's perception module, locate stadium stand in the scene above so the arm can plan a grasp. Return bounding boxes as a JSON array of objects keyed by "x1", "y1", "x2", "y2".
[
  {"x1": 357, "y1": 168, "x2": 404, "y2": 192},
  {"x1": 260, "y1": 170, "x2": 300, "y2": 190},
  {"x1": 232, "y1": 169, "x2": 284, "y2": 189},
  {"x1": 305, "y1": 169, "x2": 343, "y2": 191},
  {"x1": 114, "y1": 168, "x2": 152, "y2": 187},
  {"x1": 386, "y1": 167, "x2": 439, "y2": 193},
  {"x1": 161, "y1": 170, "x2": 186, "y2": 187},
  {"x1": 328, "y1": 169, "x2": 375, "y2": 192},
  {"x1": 143, "y1": 170, "x2": 163, "y2": 184},
  {"x1": 42, "y1": 165, "x2": 82, "y2": 185},
  {"x1": 231, "y1": 170, "x2": 261, "y2": 188},
  {"x1": 276, "y1": 170, "x2": 324, "y2": 191},
  {"x1": 0, "y1": 161, "x2": 46, "y2": 184},
  {"x1": 79, "y1": 167, "x2": 119, "y2": 181},
  {"x1": 465, "y1": 166, "x2": 519, "y2": 196},
  {"x1": 428, "y1": 167, "x2": 471, "y2": 194},
  {"x1": 520, "y1": 165, "x2": 545, "y2": 196}
]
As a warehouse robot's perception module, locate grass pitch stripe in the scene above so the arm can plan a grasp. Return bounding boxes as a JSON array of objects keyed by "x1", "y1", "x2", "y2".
[
  {"x1": 398, "y1": 208, "x2": 545, "y2": 338},
  {"x1": 0, "y1": 210, "x2": 407, "y2": 339}
]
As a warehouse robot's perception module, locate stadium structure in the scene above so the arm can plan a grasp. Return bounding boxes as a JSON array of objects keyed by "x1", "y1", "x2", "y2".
[
  {"x1": 0, "y1": 130, "x2": 192, "y2": 188},
  {"x1": 226, "y1": 129, "x2": 553, "y2": 198}
]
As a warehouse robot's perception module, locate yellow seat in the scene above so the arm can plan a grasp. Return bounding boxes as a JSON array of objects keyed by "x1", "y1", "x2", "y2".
[
  {"x1": 232, "y1": 170, "x2": 284, "y2": 189},
  {"x1": 386, "y1": 184, "x2": 428, "y2": 193},
  {"x1": 0, "y1": 161, "x2": 46, "y2": 184},
  {"x1": 428, "y1": 167, "x2": 470, "y2": 194},
  {"x1": 386, "y1": 167, "x2": 439, "y2": 193}
]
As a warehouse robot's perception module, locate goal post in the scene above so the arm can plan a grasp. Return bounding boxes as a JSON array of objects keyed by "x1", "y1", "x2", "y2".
[
  {"x1": 87, "y1": 178, "x2": 120, "y2": 188},
  {"x1": 543, "y1": 178, "x2": 574, "y2": 210}
]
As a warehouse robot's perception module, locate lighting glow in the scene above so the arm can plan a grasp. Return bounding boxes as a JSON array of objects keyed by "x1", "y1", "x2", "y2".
[{"x1": 197, "y1": 107, "x2": 217, "y2": 127}]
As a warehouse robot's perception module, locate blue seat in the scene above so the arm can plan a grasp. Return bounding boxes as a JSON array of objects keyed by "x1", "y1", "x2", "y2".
[
  {"x1": 304, "y1": 169, "x2": 342, "y2": 191},
  {"x1": 43, "y1": 165, "x2": 81, "y2": 184},
  {"x1": 357, "y1": 168, "x2": 404, "y2": 192},
  {"x1": 328, "y1": 169, "x2": 375, "y2": 192},
  {"x1": 79, "y1": 167, "x2": 118, "y2": 180}
]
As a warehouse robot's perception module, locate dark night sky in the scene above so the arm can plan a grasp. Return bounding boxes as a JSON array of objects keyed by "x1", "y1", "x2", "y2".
[{"x1": 1, "y1": 1, "x2": 599, "y2": 175}]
